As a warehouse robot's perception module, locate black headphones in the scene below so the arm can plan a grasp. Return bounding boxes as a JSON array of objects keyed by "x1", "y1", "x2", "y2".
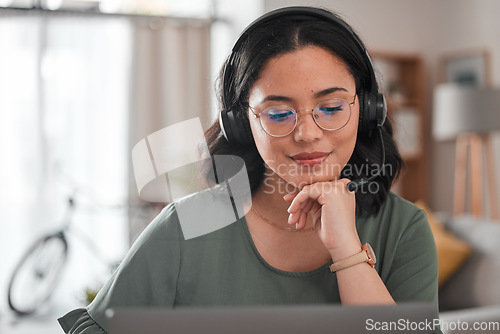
[{"x1": 219, "y1": 6, "x2": 387, "y2": 146}]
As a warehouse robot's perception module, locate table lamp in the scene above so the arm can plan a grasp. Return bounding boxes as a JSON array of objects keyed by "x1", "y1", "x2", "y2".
[{"x1": 433, "y1": 84, "x2": 500, "y2": 220}]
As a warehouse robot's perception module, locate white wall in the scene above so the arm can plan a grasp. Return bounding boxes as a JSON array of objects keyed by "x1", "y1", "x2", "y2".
[
  {"x1": 265, "y1": 0, "x2": 439, "y2": 52},
  {"x1": 211, "y1": 0, "x2": 264, "y2": 118},
  {"x1": 264, "y1": 0, "x2": 500, "y2": 214},
  {"x1": 424, "y1": 0, "x2": 500, "y2": 215}
]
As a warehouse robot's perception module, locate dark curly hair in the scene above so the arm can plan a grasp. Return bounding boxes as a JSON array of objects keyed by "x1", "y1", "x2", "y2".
[{"x1": 203, "y1": 7, "x2": 403, "y2": 214}]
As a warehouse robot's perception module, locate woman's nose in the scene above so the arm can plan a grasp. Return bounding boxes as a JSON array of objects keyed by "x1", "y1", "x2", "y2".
[{"x1": 292, "y1": 110, "x2": 323, "y2": 142}]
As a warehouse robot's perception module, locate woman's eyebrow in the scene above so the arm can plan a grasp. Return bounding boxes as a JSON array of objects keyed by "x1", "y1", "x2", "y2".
[
  {"x1": 314, "y1": 87, "x2": 348, "y2": 98},
  {"x1": 260, "y1": 95, "x2": 293, "y2": 104},
  {"x1": 259, "y1": 87, "x2": 349, "y2": 104}
]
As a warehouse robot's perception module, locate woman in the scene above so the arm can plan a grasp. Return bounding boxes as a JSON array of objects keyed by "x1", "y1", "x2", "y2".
[{"x1": 59, "y1": 6, "x2": 439, "y2": 333}]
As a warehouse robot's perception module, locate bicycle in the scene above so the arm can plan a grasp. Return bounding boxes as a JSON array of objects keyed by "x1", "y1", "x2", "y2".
[
  {"x1": 7, "y1": 193, "x2": 163, "y2": 316},
  {"x1": 7, "y1": 196, "x2": 74, "y2": 316}
]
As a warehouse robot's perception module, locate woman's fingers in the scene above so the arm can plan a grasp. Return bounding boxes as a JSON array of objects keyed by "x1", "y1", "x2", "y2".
[
  {"x1": 287, "y1": 197, "x2": 313, "y2": 226},
  {"x1": 287, "y1": 185, "x2": 320, "y2": 228},
  {"x1": 296, "y1": 198, "x2": 315, "y2": 230},
  {"x1": 287, "y1": 185, "x2": 321, "y2": 214},
  {"x1": 286, "y1": 180, "x2": 354, "y2": 230},
  {"x1": 283, "y1": 191, "x2": 299, "y2": 202}
]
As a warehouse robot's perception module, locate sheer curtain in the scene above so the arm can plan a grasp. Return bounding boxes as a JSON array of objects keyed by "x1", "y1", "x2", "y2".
[
  {"x1": 0, "y1": 9, "x2": 211, "y2": 315},
  {"x1": 0, "y1": 9, "x2": 132, "y2": 315},
  {"x1": 127, "y1": 16, "x2": 212, "y2": 241}
]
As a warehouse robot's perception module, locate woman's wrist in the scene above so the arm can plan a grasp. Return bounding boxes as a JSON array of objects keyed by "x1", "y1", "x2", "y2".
[{"x1": 328, "y1": 239, "x2": 362, "y2": 262}]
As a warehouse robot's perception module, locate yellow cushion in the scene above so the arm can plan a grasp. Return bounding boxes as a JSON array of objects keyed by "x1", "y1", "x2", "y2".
[{"x1": 415, "y1": 201, "x2": 472, "y2": 287}]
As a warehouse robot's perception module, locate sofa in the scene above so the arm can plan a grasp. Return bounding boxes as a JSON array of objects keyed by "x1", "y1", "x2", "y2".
[{"x1": 416, "y1": 203, "x2": 500, "y2": 333}]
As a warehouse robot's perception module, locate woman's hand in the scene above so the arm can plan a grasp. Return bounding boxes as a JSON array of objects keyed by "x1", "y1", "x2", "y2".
[
  {"x1": 284, "y1": 179, "x2": 361, "y2": 259},
  {"x1": 285, "y1": 179, "x2": 395, "y2": 305}
]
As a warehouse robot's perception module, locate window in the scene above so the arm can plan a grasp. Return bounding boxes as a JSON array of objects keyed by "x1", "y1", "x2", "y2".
[
  {"x1": 1, "y1": 0, "x2": 213, "y2": 17},
  {"x1": 0, "y1": 11, "x2": 131, "y2": 313}
]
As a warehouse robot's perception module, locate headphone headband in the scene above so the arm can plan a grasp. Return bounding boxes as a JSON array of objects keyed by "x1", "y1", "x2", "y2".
[
  {"x1": 220, "y1": 6, "x2": 386, "y2": 145},
  {"x1": 231, "y1": 7, "x2": 367, "y2": 62}
]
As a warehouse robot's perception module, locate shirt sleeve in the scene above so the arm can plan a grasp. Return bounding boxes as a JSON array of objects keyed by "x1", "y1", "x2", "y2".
[
  {"x1": 58, "y1": 309, "x2": 106, "y2": 334},
  {"x1": 380, "y1": 206, "x2": 441, "y2": 333},
  {"x1": 384, "y1": 209, "x2": 439, "y2": 302},
  {"x1": 57, "y1": 203, "x2": 182, "y2": 334}
]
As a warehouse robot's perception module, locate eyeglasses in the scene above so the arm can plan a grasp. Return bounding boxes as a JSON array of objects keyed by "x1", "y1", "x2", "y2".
[{"x1": 250, "y1": 95, "x2": 356, "y2": 137}]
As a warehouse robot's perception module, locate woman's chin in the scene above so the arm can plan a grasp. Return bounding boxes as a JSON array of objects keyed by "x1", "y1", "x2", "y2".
[{"x1": 283, "y1": 175, "x2": 337, "y2": 190}]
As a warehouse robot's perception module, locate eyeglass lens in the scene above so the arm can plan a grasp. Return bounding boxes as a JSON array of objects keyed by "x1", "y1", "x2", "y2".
[{"x1": 260, "y1": 99, "x2": 351, "y2": 137}]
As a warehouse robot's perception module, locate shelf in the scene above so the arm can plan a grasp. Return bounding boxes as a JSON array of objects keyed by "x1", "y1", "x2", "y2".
[
  {"x1": 401, "y1": 153, "x2": 422, "y2": 162},
  {"x1": 388, "y1": 98, "x2": 422, "y2": 108},
  {"x1": 372, "y1": 51, "x2": 428, "y2": 203}
]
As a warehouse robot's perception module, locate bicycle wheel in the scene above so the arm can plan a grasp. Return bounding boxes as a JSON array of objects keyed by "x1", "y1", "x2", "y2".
[{"x1": 8, "y1": 231, "x2": 68, "y2": 315}]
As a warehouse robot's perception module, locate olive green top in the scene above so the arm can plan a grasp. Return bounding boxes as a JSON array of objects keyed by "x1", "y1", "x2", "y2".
[{"x1": 58, "y1": 192, "x2": 439, "y2": 334}]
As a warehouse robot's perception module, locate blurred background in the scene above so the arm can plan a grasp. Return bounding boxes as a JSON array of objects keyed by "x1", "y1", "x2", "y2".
[{"x1": 1, "y1": 0, "x2": 499, "y2": 333}]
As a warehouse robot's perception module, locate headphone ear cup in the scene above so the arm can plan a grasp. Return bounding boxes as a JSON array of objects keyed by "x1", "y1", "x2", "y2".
[
  {"x1": 358, "y1": 91, "x2": 386, "y2": 134},
  {"x1": 365, "y1": 92, "x2": 378, "y2": 133},
  {"x1": 219, "y1": 109, "x2": 235, "y2": 143},
  {"x1": 241, "y1": 117, "x2": 253, "y2": 146},
  {"x1": 219, "y1": 109, "x2": 253, "y2": 146},
  {"x1": 376, "y1": 93, "x2": 387, "y2": 127},
  {"x1": 357, "y1": 90, "x2": 367, "y2": 133}
]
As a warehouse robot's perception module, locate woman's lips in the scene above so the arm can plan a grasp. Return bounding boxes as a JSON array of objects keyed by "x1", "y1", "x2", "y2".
[{"x1": 290, "y1": 152, "x2": 330, "y2": 166}]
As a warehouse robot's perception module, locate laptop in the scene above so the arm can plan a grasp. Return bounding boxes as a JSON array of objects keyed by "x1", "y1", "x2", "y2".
[{"x1": 106, "y1": 303, "x2": 437, "y2": 334}]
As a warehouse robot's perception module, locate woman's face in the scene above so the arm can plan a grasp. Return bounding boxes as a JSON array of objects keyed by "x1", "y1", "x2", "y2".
[{"x1": 248, "y1": 45, "x2": 359, "y2": 190}]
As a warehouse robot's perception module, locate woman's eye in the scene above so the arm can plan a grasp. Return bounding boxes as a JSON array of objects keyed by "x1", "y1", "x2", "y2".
[
  {"x1": 267, "y1": 110, "x2": 294, "y2": 122},
  {"x1": 318, "y1": 105, "x2": 343, "y2": 115}
]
